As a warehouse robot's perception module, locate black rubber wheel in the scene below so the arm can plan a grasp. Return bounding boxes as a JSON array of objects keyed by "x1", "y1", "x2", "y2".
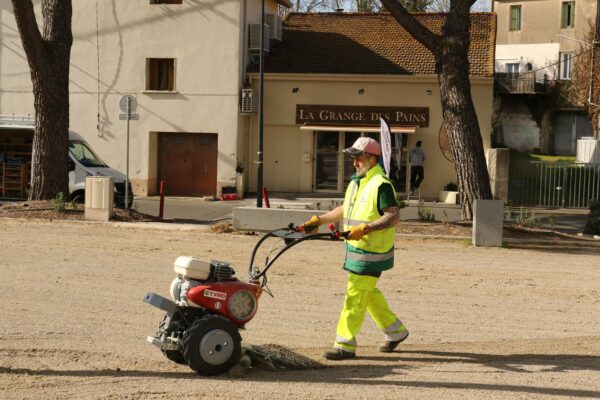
[
  {"x1": 71, "y1": 191, "x2": 85, "y2": 204},
  {"x1": 182, "y1": 315, "x2": 241, "y2": 376},
  {"x1": 158, "y1": 314, "x2": 186, "y2": 365}
]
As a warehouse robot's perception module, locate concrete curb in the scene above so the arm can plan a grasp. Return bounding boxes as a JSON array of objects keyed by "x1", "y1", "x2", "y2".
[{"x1": 503, "y1": 237, "x2": 600, "y2": 247}]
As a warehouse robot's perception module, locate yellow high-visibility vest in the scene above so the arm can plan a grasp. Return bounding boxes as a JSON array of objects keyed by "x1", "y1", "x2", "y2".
[{"x1": 343, "y1": 164, "x2": 395, "y2": 254}]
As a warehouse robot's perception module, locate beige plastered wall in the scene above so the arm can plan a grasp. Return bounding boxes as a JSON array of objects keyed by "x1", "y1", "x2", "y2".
[
  {"x1": 495, "y1": 0, "x2": 598, "y2": 53},
  {"x1": 0, "y1": 0, "x2": 252, "y2": 196},
  {"x1": 247, "y1": 74, "x2": 494, "y2": 200}
]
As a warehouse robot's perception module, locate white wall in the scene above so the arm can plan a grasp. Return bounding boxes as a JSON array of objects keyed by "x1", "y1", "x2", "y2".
[
  {"x1": 495, "y1": 43, "x2": 560, "y2": 80},
  {"x1": 0, "y1": 0, "x2": 250, "y2": 195}
]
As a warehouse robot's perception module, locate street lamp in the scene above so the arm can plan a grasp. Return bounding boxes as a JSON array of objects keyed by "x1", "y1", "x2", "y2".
[{"x1": 256, "y1": 0, "x2": 265, "y2": 208}]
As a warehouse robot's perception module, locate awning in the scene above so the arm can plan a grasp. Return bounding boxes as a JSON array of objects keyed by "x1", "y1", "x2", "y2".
[{"x1": 299, "y1": 125, "x2": 418, "y2": 133}]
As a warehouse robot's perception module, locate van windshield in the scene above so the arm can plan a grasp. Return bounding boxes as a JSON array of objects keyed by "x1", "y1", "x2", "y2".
[{"x1": 69, "y1": 140, "x2": 108, "y2": 168}]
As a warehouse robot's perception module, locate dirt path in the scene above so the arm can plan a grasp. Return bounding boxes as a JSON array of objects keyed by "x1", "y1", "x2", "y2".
[{"x1": 1, "y1": 218, "x2": 599, "y2": 399}]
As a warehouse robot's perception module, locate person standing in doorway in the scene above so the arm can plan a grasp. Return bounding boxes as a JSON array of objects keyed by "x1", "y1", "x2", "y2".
[
  {"x1": 409, "y1": 140, "x2": 425, "y2": 194},
  {"x1": 299, "y1": 137, "x2": 408, "y2": 360}
]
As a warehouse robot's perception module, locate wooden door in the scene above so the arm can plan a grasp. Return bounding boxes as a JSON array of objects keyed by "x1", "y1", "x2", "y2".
[{"x1": 158, "y1": 132, "x2": 217, "y2": 196}]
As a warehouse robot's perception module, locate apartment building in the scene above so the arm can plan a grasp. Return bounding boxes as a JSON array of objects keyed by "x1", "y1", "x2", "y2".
[
  {"x1": 0, "y1": 0, "x2": 290, "y2": 197},
  {"x1": 494, "y1": 0, "x2": 598, "y2": 155}
]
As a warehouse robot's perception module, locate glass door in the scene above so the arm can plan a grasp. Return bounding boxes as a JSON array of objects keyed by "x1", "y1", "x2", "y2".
[
  {"x1": 314, "y1": 131, "x2": 406, "y2": 193},
  {"x1": 343, "y1": 132, "x2": 362, "y2": 186},
  {"x1": 314, "y1": 131, "x2": 339, "y2": 191}
]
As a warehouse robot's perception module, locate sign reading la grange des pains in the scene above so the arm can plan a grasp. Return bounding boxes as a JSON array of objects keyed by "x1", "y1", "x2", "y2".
[{"x1": 296, "y1": 105, "x2": 429, "y2": 127}]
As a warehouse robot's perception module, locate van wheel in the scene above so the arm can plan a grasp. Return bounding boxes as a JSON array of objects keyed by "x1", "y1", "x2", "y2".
[{"x1": 71, "y1": 191, "x2": 85, "y2": 204}]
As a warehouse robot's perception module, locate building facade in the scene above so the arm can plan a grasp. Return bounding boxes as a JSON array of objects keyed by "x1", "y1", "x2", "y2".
[
  {"x1": 1, "y1": 4, "x2": 495, "y2": 200},
  {"x1": 0, "y1": 0, "x2": 290, "y2": 197},
  {"x1": 493, "y1": 0, "x2": 597, "y2": 154},
  {"x1": 246, "y1": 13, "x2": 496, "y2": 199}
]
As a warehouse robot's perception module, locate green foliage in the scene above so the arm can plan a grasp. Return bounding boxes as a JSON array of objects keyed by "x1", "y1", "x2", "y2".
[
  {"x1": 584, "y1": 199, "x2": 600, "y2": 235},
  {"x1": 417, "y1": 201, "x2": 435, "y2": 221},
  {"x1": 397, "y1": 199, "x2": 407, "y2": 209},
  {"x1": 399, "y1": 0, "x2": 431, "y2": 11},
  {"x1": 53, "y1": 192, "x2": 66, "y2": 212},
  {"x1": 443, "y1": 181, "x2": 458, "y2": 191},
  {"x1": 504, "y1": 207, "x2": 540, "y2": 227},
  {"x1": 547, "y1": 214, "x2": 556, "y2": 231}
]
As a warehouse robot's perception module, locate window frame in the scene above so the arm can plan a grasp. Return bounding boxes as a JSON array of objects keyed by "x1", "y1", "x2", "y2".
[
  {"x1": 561, "y1": 1, "x2": 575, "y2": 28},
  {"x1": 559, "y1": 52, "x2": 573, "y2": 80},
  {"x1": 509, "y1": 5, "x2": 522, "y2": 31},
  {"x1": 506, "y1": 63, "x2": 520, "y2": 77},
  {"x1": 146, "y1": 58, "x2": 176, "y2": 92}
]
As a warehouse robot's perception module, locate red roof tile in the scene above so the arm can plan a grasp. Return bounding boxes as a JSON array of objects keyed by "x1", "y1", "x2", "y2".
[{"x1": 257, "y1": 12, "x2": 496, "y2": 77}]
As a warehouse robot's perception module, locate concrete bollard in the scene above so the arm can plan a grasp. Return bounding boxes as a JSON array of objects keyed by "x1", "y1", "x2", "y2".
[
  {"x1": 85, "y1": 176, "x2": 114, "y2": 222},
  {"x1": 472, "y1": 199, "x2": 503, "y2": 247}
]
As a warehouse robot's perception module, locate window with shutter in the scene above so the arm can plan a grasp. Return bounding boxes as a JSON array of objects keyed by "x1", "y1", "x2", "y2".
[
  {"x1": 510, "y1": 5, "x2": 521, "y2": 31},
  {"x1": 146, "y1": 58, "x2": 175, "y2": 91},
  {"x1": 561, "y1": 2, "x2": 575, "y2": 28}
]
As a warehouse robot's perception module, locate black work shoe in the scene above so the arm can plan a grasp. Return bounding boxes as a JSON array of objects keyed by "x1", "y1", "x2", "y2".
[
  {"x1": 379, "y1": 330, "x2": 409, "y2": 353},
  {"x1": 323, "y1": 348, "x2": 356, "y2": 360}
]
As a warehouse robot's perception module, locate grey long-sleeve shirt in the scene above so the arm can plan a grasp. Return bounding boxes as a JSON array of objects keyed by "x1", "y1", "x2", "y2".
[{"x1": 409, "y1": 147, "x2": 425, "y2": 166}]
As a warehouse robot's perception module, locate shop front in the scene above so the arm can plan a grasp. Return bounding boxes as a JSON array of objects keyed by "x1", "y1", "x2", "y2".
[
  {"x1": 245, "y1": 13, "x2": 495, "y2": 199},
  {"x1": 246, "y1": 74, "x2": 493, "y2": 199},
  {"x1": 298, "y1": 104, "x2": 426, "y2": 195}
]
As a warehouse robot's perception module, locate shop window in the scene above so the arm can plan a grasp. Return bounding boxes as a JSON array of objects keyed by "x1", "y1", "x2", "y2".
[
  {"x1": 559, "y1": 52, "x2": 573, "y2": 80},
  {"x1": 146, "y1": 58, "x2": 175, "y2": 91},
  {"x1": 509, "y1": 5, "x2": 521, "y2": 31},
  {"x1": 561, "y1": 1, "x2": 575, "y2": 28},
  {"x1": 150, "y1": 0, "x2": 182, "y2": 4}
]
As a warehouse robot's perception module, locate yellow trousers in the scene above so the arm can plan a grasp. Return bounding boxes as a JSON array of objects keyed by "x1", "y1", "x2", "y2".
[{"x1": 334, "y1": 272, "x2": 406, "y2": 353}]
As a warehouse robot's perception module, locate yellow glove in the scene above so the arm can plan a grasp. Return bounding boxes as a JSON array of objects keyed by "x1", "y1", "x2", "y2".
[
  {"x1": 299, "y1": 215, "x2": 321, "y2": 234},
  {"x1": 347, "y1": 223, "x2": 369, "y2": 241}
]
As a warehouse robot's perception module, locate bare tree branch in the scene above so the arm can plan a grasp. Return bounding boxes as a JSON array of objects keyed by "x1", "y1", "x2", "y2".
[
  {"x1": 380, "y1": 0, "x2": 439, "y2": 53},
  {"x1": 10, "y1": 0, "x2": 45, "y2": 71}
]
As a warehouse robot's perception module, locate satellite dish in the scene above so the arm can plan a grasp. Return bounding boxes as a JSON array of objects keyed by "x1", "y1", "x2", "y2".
[{"x1": 439, "y1": 123, "x2": 454, "y2": 162}]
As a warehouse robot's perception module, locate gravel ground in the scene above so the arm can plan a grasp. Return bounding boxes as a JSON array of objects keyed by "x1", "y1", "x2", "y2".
[{"x1": 0, "y1": 218, "x2": 599, "y2": 400}]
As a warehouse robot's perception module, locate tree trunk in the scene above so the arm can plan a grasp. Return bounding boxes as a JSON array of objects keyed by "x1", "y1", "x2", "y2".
[
  {"x1": 437, "y1": 5, "x2": 492, "y2": 219},
  {"x1": 381, "y1": 0, "x2": 493, "y2": 219},
  {"x1": 11, "y1": 0, "x2": 72, "y2": 200}
]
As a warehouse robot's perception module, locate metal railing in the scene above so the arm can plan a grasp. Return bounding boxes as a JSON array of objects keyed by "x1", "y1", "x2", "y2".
[
  {"x1": 495, "y1": 73, "x2": 548, "y2": 94},
  {"x1": 508, "y1": 161, "x2": 600, "y2": 208}
]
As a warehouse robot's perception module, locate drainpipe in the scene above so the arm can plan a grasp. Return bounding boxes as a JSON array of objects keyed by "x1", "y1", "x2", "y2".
[
  {"x1": 589, "y1": 1, "x2": 600, "y2": 107},
  {"x1": 241, "y1": 0, "x2": 248, "y2": 87}
]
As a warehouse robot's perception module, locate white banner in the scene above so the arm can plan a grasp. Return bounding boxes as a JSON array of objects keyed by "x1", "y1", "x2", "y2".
[{"x1": 380, "y1": 118, "x2": 392, "y2": 177}]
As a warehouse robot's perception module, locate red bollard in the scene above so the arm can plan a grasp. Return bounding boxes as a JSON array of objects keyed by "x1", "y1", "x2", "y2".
[
  {"x1": 262, "y1": 186, "x2": 270, "y2": 208},
  {"x1": 159, "y1": 180, "x2": 165, "y2": 219}
]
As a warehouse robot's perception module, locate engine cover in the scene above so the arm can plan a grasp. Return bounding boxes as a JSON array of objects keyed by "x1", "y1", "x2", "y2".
[{"x1": 187, "y1": 281, "x2": 263, "y2": 327}]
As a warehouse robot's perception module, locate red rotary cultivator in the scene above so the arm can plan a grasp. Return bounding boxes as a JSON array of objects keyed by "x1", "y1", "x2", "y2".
[{"x1": 144, "y1": 224, "x2": 344, "y2": 375}]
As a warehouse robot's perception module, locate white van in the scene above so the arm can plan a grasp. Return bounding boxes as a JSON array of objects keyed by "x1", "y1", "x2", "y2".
[
  {"x1": 68, "y1": 131, "x2": 132, "y2": 207},
  {"x1": 0, "y1": 116, "x2": 132, "y2": 207}
]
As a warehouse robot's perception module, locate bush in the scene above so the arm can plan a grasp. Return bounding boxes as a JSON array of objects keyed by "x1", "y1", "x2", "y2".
[
  {"x1": 53, "y1": 192, "x2": 66, "y2": 212},
  {"x1": 584, "y1": 199, "x2": 600, "y2": 235},
  {"x1": 443, "y1": 182, "x2": 458, "y2": 191}
]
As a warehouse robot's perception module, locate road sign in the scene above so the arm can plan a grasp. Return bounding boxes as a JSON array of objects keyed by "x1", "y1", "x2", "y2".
[
  {"x1": 119, "y1": 113, "x2": 139, "y2": 120},
  {"x1": 119, "y1": 95, "x2": 137, "y2": 114}
]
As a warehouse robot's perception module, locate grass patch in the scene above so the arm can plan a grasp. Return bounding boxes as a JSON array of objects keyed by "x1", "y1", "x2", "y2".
[{"x1": 509, "y1": 149, "x2": 575, "y2": 163}]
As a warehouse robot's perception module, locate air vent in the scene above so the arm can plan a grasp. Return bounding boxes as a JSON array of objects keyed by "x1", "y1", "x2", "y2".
[
  {"x1": 265, "y1": 13, "x2": 282, "y2": 41},
  {"x1": 248, "y1": 24, "x2": 270, "y2": 52},
  {"x1": 241, "y1": 89, "x2": 253, "y2": 113}
]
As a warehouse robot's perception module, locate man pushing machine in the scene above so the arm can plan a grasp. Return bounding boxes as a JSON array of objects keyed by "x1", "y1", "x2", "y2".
[{"x1": 300, "y1": 137, "x2": 409, "y2": 360}]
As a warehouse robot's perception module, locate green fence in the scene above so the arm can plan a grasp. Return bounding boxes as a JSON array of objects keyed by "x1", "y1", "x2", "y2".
[{"x1": 508, "y1": 161, "x2": 600, "y2": 208}]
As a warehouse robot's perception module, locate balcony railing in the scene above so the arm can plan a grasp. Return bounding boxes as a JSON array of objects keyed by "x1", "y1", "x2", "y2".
[{"x1": 495, "y1": 73, "x2": 549, "y2": 94}]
